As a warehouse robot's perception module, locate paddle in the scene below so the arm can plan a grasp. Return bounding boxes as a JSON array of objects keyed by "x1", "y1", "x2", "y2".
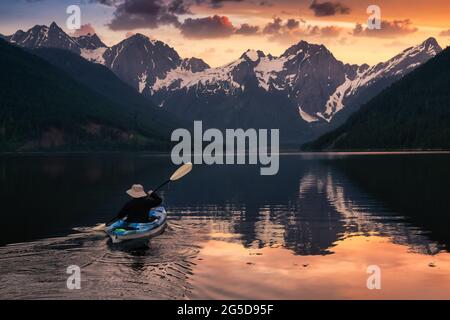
[
  {"x1": 93, "y1": 162, "x2": 193, "y2": 231},
  {"x1": 153, "y1": 162, "x2": 193, "y2": 193}
]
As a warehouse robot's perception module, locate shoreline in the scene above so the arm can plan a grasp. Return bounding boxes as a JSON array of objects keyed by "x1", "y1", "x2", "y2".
[{"x1": 1, "y1": 150, "x2": 450, "y2": 156}]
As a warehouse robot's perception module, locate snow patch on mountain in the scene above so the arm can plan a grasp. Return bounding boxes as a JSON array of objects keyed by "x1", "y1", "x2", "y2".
[
  {"x1": 80, "y1": 47, "x2": 107, "y2": 64},
  {"x1": 321, "y1": 38, "x2": 441, "y2": 121},
  {"x1": 322, "y1": 76, "x2": 352, "y2": 119},
  {"x1": 254, "y1": 56, "x2": 288, "y2": 91},
  {"x1": 244, "y1": 50, "x2": 260, "y2": 62},
  {"x1": 75, "y1": 34, "x2": 106, "y2": 50},
  {"x1": 138, "y1": 71, "x2": 148, "y2": 93},
  {"x1": 154, "y1": 58, "x2": 244, "y2": 94},
  {"x1": 299, "y1": 106, "x2": 320, "y2": 123}
]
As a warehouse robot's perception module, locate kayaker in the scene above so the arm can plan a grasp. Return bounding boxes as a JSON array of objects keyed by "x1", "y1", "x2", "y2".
[{"x1": 108, "y1": 184, "x2": 162, "y2": 225}]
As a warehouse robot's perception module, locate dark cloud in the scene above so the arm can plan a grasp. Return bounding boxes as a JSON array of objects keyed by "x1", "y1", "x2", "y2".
[
  {"x1": 97, "y1": 0, "x2": 260, "y2": 38},
  {"x1": 100, "y1": 0, "x2": 186, "y2": 30},
  {"x1": 262, "y1": 17, "x2": 283, "y2": 34},
  {"x1": 168, "y1": 0, "x2": 192, "y2": 14},
  {"x1": 352, "y1": 19, "x2": 418, "y2": 38},
  {"x1": 208, "y1": 0, "x2": 244, "y2": 9},
  {"x1": 180, "y1": 15, "x2": 236, "y2": 39},
  {"x1": 99, "y1": 0, "x2": 248, "y2": 31},
  {"x1": 91, "y1": 0, "x2": 117, "y2": 6},
  {"x1": 98, "y1": 0, "x2": 347, "y2": 41},
  {"x1": 286, "y1": 19, "x2": 300, "y2": 30},
  {"x1": 263, "y1": 17, "x2": 342, "y2": 44},
  {"x1": 235, "y1": 23, "x2": 259, "y2": 35},
  {"x1": 309, "y1": 1, "x2": 351, "y2": 17},
  {"x1": 192, "y1": 0, "x2": 244, "y2": 9}
]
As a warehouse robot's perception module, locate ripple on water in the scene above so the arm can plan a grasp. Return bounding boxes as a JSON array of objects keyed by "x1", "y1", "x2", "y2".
[{"x1": 0, "y1": 221, "x2": 205, "y2": 300}]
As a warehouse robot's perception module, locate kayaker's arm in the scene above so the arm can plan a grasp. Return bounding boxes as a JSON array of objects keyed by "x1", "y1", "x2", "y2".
[
  {"x1": 116, "y1": 204, "x2": 129, "y2": 220},
  {"x1": 147, "y1": 190, "x2": 163, "y2": 207},
  {"x1": 106, "y1": 203, "x2": 129, "y2": 226}
]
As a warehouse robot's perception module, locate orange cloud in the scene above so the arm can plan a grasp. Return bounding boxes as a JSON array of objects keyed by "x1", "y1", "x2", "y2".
[
  {"x1": 439, "y1": 29, "x2": 450, "y2": 37},
  {"x1": 262, "y1": 17, "x2": 342, "y2": 44},
  {"x1": 352, "y1": 19, "x2": 418, "y2": 38}
]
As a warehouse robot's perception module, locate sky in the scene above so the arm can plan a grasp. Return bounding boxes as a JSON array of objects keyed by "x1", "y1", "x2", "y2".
[{"x1": 0, "y1": 0, "x2": 449, "y2": 67}]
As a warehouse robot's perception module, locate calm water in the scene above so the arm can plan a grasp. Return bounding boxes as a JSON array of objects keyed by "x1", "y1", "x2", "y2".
[{"x1": 0, "y1": 153, "x2": 449, "y2": 299}]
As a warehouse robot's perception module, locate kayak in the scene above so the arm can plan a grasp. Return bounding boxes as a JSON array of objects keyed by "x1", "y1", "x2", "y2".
[{"x1": 105, "y1": 207, "x2": 167, "y2": 244}]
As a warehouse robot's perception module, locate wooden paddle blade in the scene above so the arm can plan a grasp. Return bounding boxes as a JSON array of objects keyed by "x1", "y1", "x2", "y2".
[
  {"x1": 92, "y1": 223, "x2": 106, "y2": 231},
  {"x1": 170, "y1": 162, "x2": 193, "y2": 181}
]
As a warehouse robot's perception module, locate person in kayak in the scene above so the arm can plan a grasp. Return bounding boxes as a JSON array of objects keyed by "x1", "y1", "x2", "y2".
[{"x1": 108, "y1": 184, "x2": 162, "y2": 225}]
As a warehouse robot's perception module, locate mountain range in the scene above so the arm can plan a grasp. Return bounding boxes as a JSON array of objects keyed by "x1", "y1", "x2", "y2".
[
  {"x1": 304, "y1": 47, "x2": 450, "y2": 151},
  {"x1": 1, "y1": 22, "x2": 445, "y2": 146},
  {"x1": 0, "y1": 38, "x2": 176, "y2": 151}
]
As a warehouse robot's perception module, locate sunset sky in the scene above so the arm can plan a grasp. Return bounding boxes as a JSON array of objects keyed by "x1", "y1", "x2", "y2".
[{"x1": 0, "y1": 0, "x2": 449, "y2": 67}]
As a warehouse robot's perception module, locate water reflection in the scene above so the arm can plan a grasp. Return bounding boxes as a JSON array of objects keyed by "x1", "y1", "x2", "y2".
[
  {"x1": 0, "y1": 153, "x2": 449, "y2": 299},
  {"x1": 190, "y1": 236, "x2": 450, "y2": 299},
  {"x1": 166, "y1": 154, "x2": 449, "y2": 256}
]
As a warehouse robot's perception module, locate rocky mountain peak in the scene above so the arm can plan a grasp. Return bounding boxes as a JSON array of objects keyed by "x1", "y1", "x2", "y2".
[
  {"x1": 75, "y1": 33, "x2": 106, "y2": 50},
  {"x1": 282, "y1": 40, "x2": 317, "y2": 57},
  {"x1": 422, "y1": 37, "x2": 440, "y2": 49},
  {"x1": 126, "y1": 33, "x2": 150, "y2": 43},
  {"x1": 7, "y1": 22, "x2": 80, "y2": 53},
  {"x1": 240, "y1": 49, "x2": 266, "y2": 62},
  {"x1": 3, "y1": 22, "x2": 442, "y2": 132},
  {"x1": 181, "y1": 57, "x2": 210, "y2": 73},
  {"x1": 49, "y1": 21, "x2": 58, "y2": 28}
]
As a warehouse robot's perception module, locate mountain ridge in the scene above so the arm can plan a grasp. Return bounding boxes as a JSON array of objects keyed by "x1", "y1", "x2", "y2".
[
  {"x1": 2, "y1": 22, "x2": 443, "y2": 144},
  {"x1": 153, "y1": 36, "x2": 441, "y2": 123},
  {"x1": 0, "y1": 39, "x2": 172, "y2": 151},
  {"x1": 303, "y1": 46, "x2": 450, "y2": 151},
  {"x1": 32, "y1": 47, "x2": 181, "y2": 136}
]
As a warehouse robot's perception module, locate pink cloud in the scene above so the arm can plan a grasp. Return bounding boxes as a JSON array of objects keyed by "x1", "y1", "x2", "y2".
[{"x1": 72, "y1": 24, "x2": 97, "y2": 37}]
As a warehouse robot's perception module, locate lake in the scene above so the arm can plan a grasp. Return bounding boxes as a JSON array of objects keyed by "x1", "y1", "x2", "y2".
[{"x1": 0, "y1": 153, "x2": 449, "y2": 299}]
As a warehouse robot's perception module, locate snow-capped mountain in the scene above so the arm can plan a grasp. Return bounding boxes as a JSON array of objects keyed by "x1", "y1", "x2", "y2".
[
  {"x1": 323, "y1": 37, "x2": 442, "y2": 122},
  {"x1": 77, "y1": 34, "x2": 108, "y2": 65},
  {"x1": 5, "y1": 22, "x2": 110, "y2": 59},
  {"x1": 81, "y1": 34, "x2": 210, "y2": 93},
  {"x1": 153, "y1": 49, "x2": 263, "y2": 96},
  {"x1": 153, "y1": 38, "x2": 441, "y2": 123},
  {"x1": 75, "y1": 33, "x2": 106, "y2": 50},
  {"x1": 2, "y1": 22, "x2": 191, "y2": 93},
  {"x1": 7, "y1": 22, "x2": 81, "y2": 54},
  {"x1": 102, "y1": 34, "x2": 182, "y2": 93},
  {"x1": 2, "y1": 22, "x2": 443, "y2": 142}
]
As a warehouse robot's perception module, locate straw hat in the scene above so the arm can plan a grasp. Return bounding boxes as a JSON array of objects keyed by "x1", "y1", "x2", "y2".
[{"x1": 126, "y1": 184, "x2": 147, "y2": 198}]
